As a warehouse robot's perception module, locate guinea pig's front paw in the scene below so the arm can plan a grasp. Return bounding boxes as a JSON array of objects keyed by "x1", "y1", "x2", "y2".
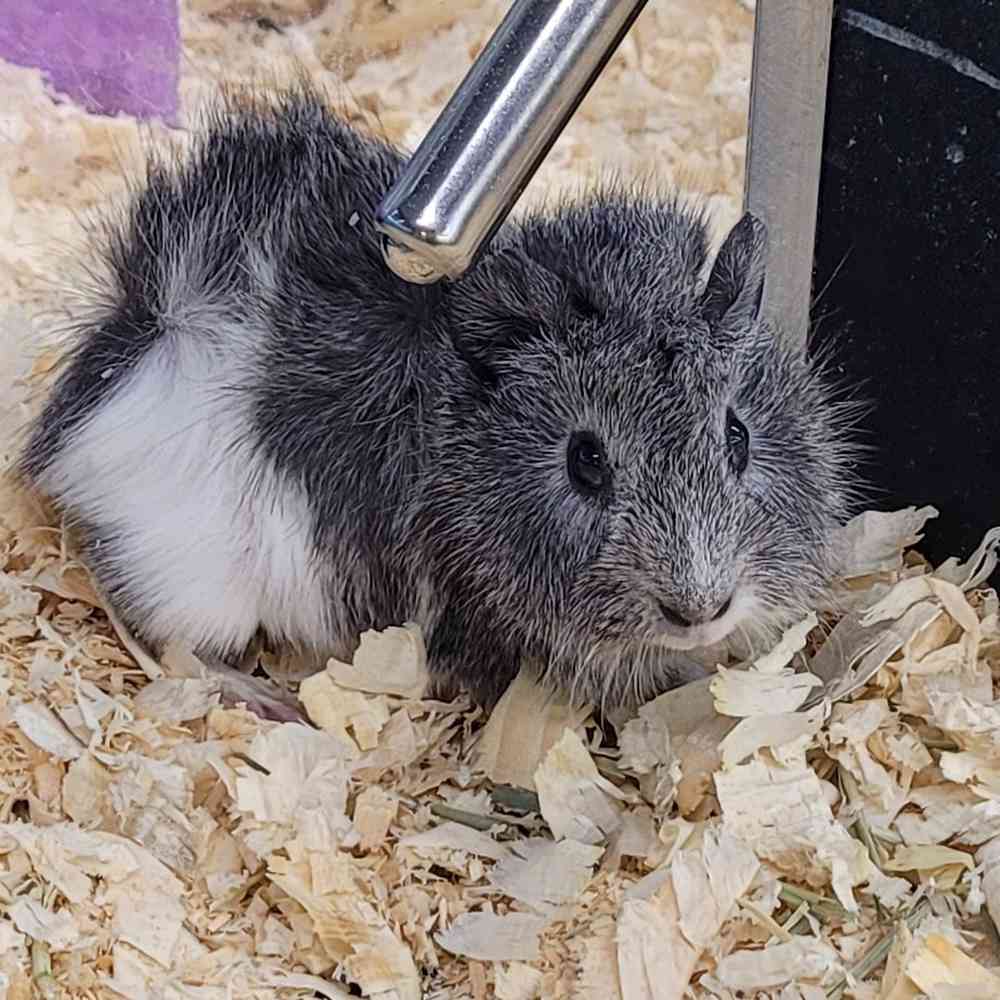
[
  {"x1": 214, "y1": 667, "x2": 311, "y2": 725},
  {"x1": 659, "y1": 652, "x2": 714, "y2": 689}
]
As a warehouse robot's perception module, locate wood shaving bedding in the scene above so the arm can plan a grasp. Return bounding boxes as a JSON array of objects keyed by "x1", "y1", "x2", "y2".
[{"x1": 4, "y1": 1, "x2": 1000, "y2": 998}]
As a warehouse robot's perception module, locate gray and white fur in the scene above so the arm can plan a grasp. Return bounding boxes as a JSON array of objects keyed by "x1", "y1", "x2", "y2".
[{"x1": 21, "y1": 88, "x2": 861, "y2": 717}]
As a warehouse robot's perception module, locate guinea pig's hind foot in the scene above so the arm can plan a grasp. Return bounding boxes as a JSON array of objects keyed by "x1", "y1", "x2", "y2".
[{"x1": 199, "y1": 654, "x2": 311, "y2": 725}]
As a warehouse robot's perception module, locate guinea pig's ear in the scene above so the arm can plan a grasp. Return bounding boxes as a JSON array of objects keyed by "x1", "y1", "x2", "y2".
[
  {"x1": 450, "y1": 246, "x2": 566, "y2": 385},
  {"x1": 700, "y1": 212, "x2": 767, "y2": 341}
]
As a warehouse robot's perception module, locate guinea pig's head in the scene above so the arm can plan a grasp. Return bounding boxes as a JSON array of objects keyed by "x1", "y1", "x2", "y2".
[{"x1": 429, "y1": 194, "x2": 860, "y2": 706}]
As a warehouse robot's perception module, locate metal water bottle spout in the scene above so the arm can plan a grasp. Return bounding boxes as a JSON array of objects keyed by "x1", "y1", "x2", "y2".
[{"x1": 374, "y1": 0, "x2": 651, "y2": 285}]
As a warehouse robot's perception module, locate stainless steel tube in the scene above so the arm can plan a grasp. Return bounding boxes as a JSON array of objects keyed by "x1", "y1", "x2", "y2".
[
  {"x1": 743, "y1": 0, "x2": 834, "y2": 347},
  {"x1": 374, "y1": 0, "x2": 651, "y2": 284}
]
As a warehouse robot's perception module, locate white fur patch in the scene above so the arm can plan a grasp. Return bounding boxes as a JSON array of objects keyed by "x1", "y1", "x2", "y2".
[{"x1": 36, "y1": 308, "x2": 330, "y2": 657}]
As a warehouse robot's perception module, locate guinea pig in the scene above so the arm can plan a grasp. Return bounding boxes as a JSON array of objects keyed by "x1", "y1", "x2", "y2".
[{"x1": 20, "y1": 88, "x2": 860, "y2": 719}]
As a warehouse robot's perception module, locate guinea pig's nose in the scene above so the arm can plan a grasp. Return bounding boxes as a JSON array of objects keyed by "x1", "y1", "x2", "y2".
[{"x1": 657, "y1": 594, "x2": 733, "y2": 628}]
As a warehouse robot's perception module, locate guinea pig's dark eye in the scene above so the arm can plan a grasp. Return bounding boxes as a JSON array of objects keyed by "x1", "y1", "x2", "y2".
[
  {"x1": 567, "y1": 432, "x2": 610, "y2": 496},
  {"x1": 725, "y1": 408, "x2": 750, "y2": 475}
]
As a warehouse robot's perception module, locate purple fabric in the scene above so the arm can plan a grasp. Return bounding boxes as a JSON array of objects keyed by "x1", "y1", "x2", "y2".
[{"x1": 0, "y1": 0, "x2": 180, "y2": 121}]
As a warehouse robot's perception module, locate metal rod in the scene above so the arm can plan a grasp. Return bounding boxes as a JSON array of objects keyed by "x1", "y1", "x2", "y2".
[
  {"x1": 743, "y1": 0, "x2": 835, "y2": 348},
  {"x1": 374, "y1": 0, "x2": 651, "y2": 284}
]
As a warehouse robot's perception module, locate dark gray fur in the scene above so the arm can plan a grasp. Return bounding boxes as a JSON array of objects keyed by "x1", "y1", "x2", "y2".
[{"x1": 21, "y1": 88, "x2": 862, "y2": 713}]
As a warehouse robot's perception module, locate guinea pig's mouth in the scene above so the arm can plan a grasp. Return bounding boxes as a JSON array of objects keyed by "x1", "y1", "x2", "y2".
[
  {"x1": 648, "y1": 590, "x2": 750, "y2": 651},
  {"x1": 655, "y1": 625, "x2": 731, "y2": 651}
]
